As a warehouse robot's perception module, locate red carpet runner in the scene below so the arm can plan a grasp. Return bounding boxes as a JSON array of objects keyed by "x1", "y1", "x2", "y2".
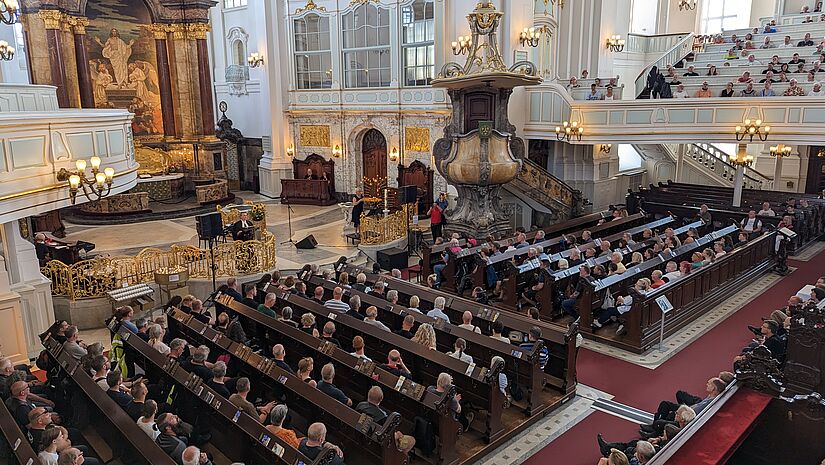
[{"x1": 525, "y1": 250, "x2": 824, "y2": 465}]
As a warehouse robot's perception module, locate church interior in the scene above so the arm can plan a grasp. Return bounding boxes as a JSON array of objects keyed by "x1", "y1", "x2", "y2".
[{"x1": 1, "y1": 0, "x2": 825, "y2": 464}]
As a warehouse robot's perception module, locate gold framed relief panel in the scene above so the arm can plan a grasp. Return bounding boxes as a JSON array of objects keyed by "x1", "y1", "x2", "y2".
[
  {"x1": 405, "y1": 127, "x2": 430, "y2": 153},
  {"x1": 299, "y1": 125, "x2": 331, "y2": 147}
]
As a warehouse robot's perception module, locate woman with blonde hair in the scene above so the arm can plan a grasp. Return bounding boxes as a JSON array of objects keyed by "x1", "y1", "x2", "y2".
[
  {"x1": 338, "y1": 271, "x2": 351, "y2": 289},
  {"x1": 297, "y1": 357, "x2": 317, "y2": 388},
  {"x1": 147, "y1": 324, "x2": 170, "y2": 355},
  {"x1": 300, "y1": 313, "x2": 320, "y2": 337},
  {"x1": 411, "y1": 323, "x2": 437, "y2": 350}
]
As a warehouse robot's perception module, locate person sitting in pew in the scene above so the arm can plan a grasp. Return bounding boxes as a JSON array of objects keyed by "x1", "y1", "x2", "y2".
[
  {"x1": 318, "y1": 364, "x2": 352, "y2": 406},
  {"x1": 519, "y1": 327, "x2": 549, "y2": 369},
  {"x1": 299, "y1": 423, "x2": 345, "y2": 465},
  {"x1": 241, "y1": 284, "x2": 258, "y2": 310},
  {"x1": 206, "y1": 361, "x2": 231, "y2": 398},
  {"x1": 598, "y1": 240, "x2": 612, "y2": 257},
  {"x1": 740, "y1": 210, "x2": 763, "y2": 236},
  {"x1": 597, "y1": 439, "x2": 655, "y2": 465},
  {"x1": 757, "y1": 202, "x2": 775, "y2": 216},
  {"x1": 639, "y1": 404, "x2": 695, "y2": 440},
  {"x1": 458, "y1": 311, "x2": 482, "y2": 333},
  {"x1": 345, "y1": 296, "x2": 366, "y2": 321},
  {"x1": 353, "y1": 273, "x2": 368, "y2": 292},
  {"x1": 148, "y1": 325, "x2": 172, "y2": 356},
  {"x1": 278, "y1": 307, "x2": 299, "y2": 328},
  {"x1": 300, "y1": 313, "x2": 320, "y2": 337},
  {"x1": 654, "y1": 377, "x2": 726, "y2": 421},
  {"x1": 59, "y1": 447, "x2": 92, "y2": 465},
  {"x1": 265, "y1": 404, "x2": 302, "y2": 449},
  {"x1": 229, "y1": 377, "x2": 276, "y2": 423},
  {"x1": 37, "y1": 424, "x2": 70, "y2": 465},
  {"x1": 297, "y1": 357, "x2": 317, "y2": 388},
  {"x1": 379, "y1": 350, "x2": 412, "y2": 379},
  {"x1": 427, "y1": 296, "x2": 450, "y2": 321},
  {"x1": 395, "y1": 315, "x2": 415, "y2": 339},
  {"x1": 428, "y1": 373, "x2": 474, "y2": 432},
  {"x1": 592, "y1": 281, "x2": 643, "y2": 333},
  {"x1": 350, "y1": 336, "x2": 372, "y2": 361},
  {"x1": 701, "y1": 248, "x2": 715, "y2": 266},
  {"x1": 386, "y1": 290, "x2": 400, "y2": 306},
  {"x1": 567, "y1": 249, "x2": 583, "y2": 267},
  {"x1": 610, "y1": 252, "x2": 627, "y2": 274},
  {"x1": 311, "y1": 286, "x2": 325, "y2": 305},
  {"x1": 155, "y1": 413, "x2": 192, "y2": 464},
  {"x1": 690, "y1": 252, "x2": 704, "y2": 269},
  {"x1": 337, "y1": 271, "x2": 351, "y2": 290},
  {"x1": 713, "y1": 242, "x2": 727, "y2": 258},
  {"x1": 369, "y1": 280, "x2": 386, "y2": 299},
  {"x1": 532, "y1": 230, "x2": 546, "y2": 245},
  {"x1": 356, "y1": 386, "x2": 416, "y2": 455},
  {"x1": 412, "y1": 324, "x2": 437, "y2": 350},
  {"x1": 182, "y1": 445, "x2": 213, "y2": 465},
  {"x1": 562, "y1": 265, "x2": 592, "y2": 318},
  {"x1": 106, "y1": 371, "x2": 134, "y2": 409},
  {"x1": 490, "y1": 321, "x2": 510, "y2": 344},
  {"x1": 182, "y1": 346, "x2": 213, "y2": 381},
  {"x1": 650, "y1": 270, "x2": 666, "y2": 289},
  {"x1": 661, "y1": 261, "x2": 681, "y2": 283},
  {"x1": 321, "y1": 322, "x2": 342, "y2": 347},
  {"x1": 364, "y1": 306, "x2": 391, "y2": 332},
  {"x1": 448, "y1": 338, "x2": 474, "y2": 364}
]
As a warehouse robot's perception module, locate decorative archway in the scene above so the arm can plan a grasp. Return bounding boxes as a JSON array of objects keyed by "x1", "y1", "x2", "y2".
[{"x1": 361, "y1": 128, "x2": 387, "y2": 195}]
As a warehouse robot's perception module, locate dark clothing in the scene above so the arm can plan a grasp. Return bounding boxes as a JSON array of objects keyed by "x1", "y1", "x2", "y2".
[
  {"x1": 299, "y1": 439, "x2": 344, "y2": 465},
  {"x1": 126, "y1": 401, "x2": 145, "y2": 421},
  {"x1": 395, "y1": 329, "x2": 414, "y2": 339},
  {"x1": 763, "y1": 335, "x2": 786, "y2": 362},
  {"x1": 5, "y1": 397, "x2": 34, "y2": 426},
  {"x1": 355, "y1": 401, "x2": 388, "y2": 424},
  {"x1": 380, "y1": 363, "x2": 411, "y2": 378},
  {"x1": 107, "y1": 389, "x2": 134, "y2": 409},
  {"x1": 156, "y1": 433, "x2": 187, "y2": 465},
  {"x1": 183, "y1": 361, "x2": 213, "y2": 381},
  {"x1": 231, "y1": 219, "x2": 254, "y2": 241},
  {"x1": 317, "y1": 381, "x2": 349, "y2": 405},
  {"x1": 345, "y1": 309, "x2": 365, "y2": 321},
  {"x1": 352, "y1": 195, "x2": 365, "y2": 227},
  {"x1": 274, "y1": 360, "x2": 295, "y2": 374},
  {"x1": 798, "y1": 40, "x2": 815, "y2": 46},
  {"x1": 241, "y1": 297, "x2": 258, "y2": 310},
  {"x1": 207, "y1": 380, "x2": 231, "y2": 399},
  {"x1": 321, "y1": 336, "x2": 341, "y2": 348}
]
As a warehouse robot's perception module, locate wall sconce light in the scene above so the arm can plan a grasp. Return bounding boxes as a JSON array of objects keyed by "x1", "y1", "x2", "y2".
[
  {"x1": 599, "y1": 143, "x2": 612, "y2": 154},
  {"x1": 332, "y1": 144, "x2": 342, "y2": 158},
  {"x1": 451, "y1": 35, "x2": 471, "y2": 56},
  {"x1": 286, "y1": 145, "x2": 294, "y2": 157},
  {"x1": 678, "y1": 0, "x2": 697, "y2": 11},
  {"x1": 0, "y1": 40, "x2": 14, "y2": 61},
  {"x1": 555, "y1": 121, "x2": 583, "y2": 142},
  {"x1": 735, "y1": 119, "x2": 770, "y2": 142},
  {"x1": 0, "y1": 0, "x2": 19, "y2": 25},
  {"x1": 247, "y1": 52, "x2": 264, "y2": 68},
  {"x1": 519, "y1": 27, "x2": 540, "y2": 47},
  {"x1": 389, "y1": 147, "x2": 399, "y2": 162},
  {"x1": 56, "y1": 156, "x2": 115, "y2": 205},
  {"x1": 606, "y1": 35, "x2": 625, "y2": 52},
  {"x1": 769, "y1": 144, "x2": 792, "y2": 158}
]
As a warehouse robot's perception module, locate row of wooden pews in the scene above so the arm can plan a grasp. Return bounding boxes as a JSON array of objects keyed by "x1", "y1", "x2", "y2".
[
  {"x1": 105, "y1": 325, "x2": 331, "y2": 465},
  {"x1": 631, "y1": 181, "x2": 825, "y2": 251},
  {"x1": 0, "y1": 393, "x2": 41, "y2": 465},
  {"x1": 325, "y1": 261, "x2": 577, "y2": 408},
  {"x1": 41, "y1": 336, "x2": 178, "y2": 465}
]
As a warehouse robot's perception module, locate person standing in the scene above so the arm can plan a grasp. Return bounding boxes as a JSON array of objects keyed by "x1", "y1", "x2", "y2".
[
  {"x1": 428, "y1": 201, "x2": 443, "y2": 240},
  {"x1": 351, "y1": 188, "x2": 364, "y2": 236}
]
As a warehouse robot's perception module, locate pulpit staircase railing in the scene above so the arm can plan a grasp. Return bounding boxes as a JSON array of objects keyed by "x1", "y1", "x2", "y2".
[{"x1": 504, "y1": 157, "x2": 586, "y2": 224}]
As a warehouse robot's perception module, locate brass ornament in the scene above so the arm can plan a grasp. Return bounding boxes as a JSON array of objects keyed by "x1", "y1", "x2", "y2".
[
  {"x1": 296, "y1": 0, "x2": 327, "y2": 14},
  {"x1": 404, "y1": 127, "x2": 430, "y2": 153}
]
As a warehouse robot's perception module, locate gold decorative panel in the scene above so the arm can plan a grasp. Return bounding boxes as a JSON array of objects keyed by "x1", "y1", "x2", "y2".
[
  {"x1": 299, "y1": 125, "x2": 331, "y2": 147},
  {"x1": 405, "y1": 127, "x2": 430, "y2": 152}
]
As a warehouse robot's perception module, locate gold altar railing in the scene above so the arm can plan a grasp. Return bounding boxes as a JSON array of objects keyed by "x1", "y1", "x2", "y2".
[
  {"x1": 359, "y1": 205, "x2": 411, "y2": 245},
  {"x1": 42, "y1": 231, "x2": 277, "y2": 300}
]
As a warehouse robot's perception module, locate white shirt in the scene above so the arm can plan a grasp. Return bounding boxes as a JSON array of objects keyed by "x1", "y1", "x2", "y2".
[
  {"x1": 490, "y1": 334, "x2": 511, "y2": 344},
  {"x1": 349, "y1": 351, "x2": 372, "y2": 361},
  {"x1": 38, "y1": 451, "x2": 58, "y2": 465},
  {"x1": 673, "y1": 90, "x2": 689, "y2": 98},
  {"x1": 151, "y1": 340, "x2": 171, "y2": 355},
  {"x1": 448, "y1": 350, "x2": 474, "y2": 364},
  {"x1": 458, "y1": 323, "x2": 482, "y2": 334},
  {"x1": 778, "y1": 43, "x2": 794, "y2": 48},
  {"x1": 617, "y1": 295, "x2": 634, "y2": 315},
  {"x1": 757, "y1": 208, "x2": 775, "y2": 216},
  {"x1": 663, "y1": 271, "x2": 682, "y2": 282},
  {"x1": 810, "y1": 89, "x2": 825, "y2": 96},
  {"x1": 603, "y1": 94, "x2": 615, "y2": 100},
  {"x1": 137, "y1": 417, "x2": 161, "y2": 440},
  {"x1": 741, "y1": 217, "x2": 762, "y2": 232}
]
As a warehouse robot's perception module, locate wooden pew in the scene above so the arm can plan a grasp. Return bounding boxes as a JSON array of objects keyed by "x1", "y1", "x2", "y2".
[
  {"x1": 108, "y1": 325, "x2": 328, "y2": 465},
  {"x1": 162, "y1": 308, "x2": 409, "y2": 465},
  {"x1": 329, "y1": 262, "x2": 577, "y2": 405},
  {"x1": 169, "y1": 303, "x2": 462, "y2": 465},
  {"x1": 42, "y1": 337, "x2": 178, "y2": 465},
  {"x1": 495, "y1": 216, "x2": 678, "y2": 314},
  {"x1": 268, "y1": 291, "x2": 507, "y2": 444},
  {"x1": 422, "y1": 239, "x2": 467, "y2": 279},
  {"x1": 0, "y1": 394, "x2": 42, "y2": 465},
  {"x1": 305, "y1": 276, "x2": 546, "y2": 418}
]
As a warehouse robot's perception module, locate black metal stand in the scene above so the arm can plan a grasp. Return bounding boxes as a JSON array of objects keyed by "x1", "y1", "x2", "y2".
[
  {"x1": 207, "y1": 238, "x2": 217, "y2": 293},
  {"x1": 773, "y1": 234, "x2": 790, "y2": 275},
  {"x1": 280, "y1": 196, "x2": 297, "y2": 246}
]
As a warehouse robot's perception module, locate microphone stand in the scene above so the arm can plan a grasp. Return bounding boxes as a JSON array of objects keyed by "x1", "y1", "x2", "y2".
[{"x1": 280, "y1": 196, "x2": 297, "y2": 246}]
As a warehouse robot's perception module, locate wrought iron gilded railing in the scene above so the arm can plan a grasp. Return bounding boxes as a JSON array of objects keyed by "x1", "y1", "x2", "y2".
[
  {"x1": 42, "y1": 232, "x2": 278, "y2": 300},
  {"x1": 359, "y1": 205, "x2": 411, "y2": 246}
]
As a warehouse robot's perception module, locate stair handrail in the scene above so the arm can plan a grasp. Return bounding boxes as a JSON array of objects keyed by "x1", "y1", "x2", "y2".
[
  {"x1": 634, "y1": 32, "x2": 695, "y2": 98},
  {"x1": 703, "y1": 143, "x2": 773, "y2": 184},
  {"x1": 626, "y1": 32, "x2": 690, "y2": 54},
  {"x1": 689, "y1": 143, "x2": 767, "y2": 190},
  {"x1": 518, "y1": 157, "x2": 584, "y2": 216}
]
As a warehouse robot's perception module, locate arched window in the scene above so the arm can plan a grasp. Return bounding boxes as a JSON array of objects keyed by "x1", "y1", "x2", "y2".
[
  {"x1": 231, "y1": 39, "x2": 245, "y2": 66},
  {"x1": 294, "y1": 14, "x2": 332, "y2": 89},
  {"x1": 342, "y1": 4, "x2": 391, "y2": 88},
  {"x1": 401, "y1": 0, "x2": 434, "y2": 86}
]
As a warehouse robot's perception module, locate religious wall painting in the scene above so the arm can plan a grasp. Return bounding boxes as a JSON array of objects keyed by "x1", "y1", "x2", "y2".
[{"x1": 84, "y1": 0, "x2": 163, "y2": 136}]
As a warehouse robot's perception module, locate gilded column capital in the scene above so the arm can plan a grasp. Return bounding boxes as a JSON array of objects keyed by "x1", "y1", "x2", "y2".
[
  {"x1": 147, "y1": 23, "x2": 172, "y2": 40},
  {"x1": 68, "y1": 17, "x2": 89, "y2": 35},
  {"x1": 187, "y1": 23, "x2": 210, "y2": 40},
  {"x1": 38, "y1": 9, "x2": 63, "y2": 30}
]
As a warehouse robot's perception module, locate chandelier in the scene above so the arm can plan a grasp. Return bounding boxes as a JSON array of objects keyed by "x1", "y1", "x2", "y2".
[
  {"x1": 451, "y1": 35, "x2": 470, "y2": 55},
  {"x1": 0, "y1": 0, "x2": 19, "y2": 25},
  {"x1": 769, "y1": 144, "x2": 792, "y2": 158},
  {"x1": 734, "y1": 119, "x2": 770, "y2": 142},
  {"x1": 555, "y1": 121, "x2": 583, "y2": 142},
  {"x1": 730, "y1": 153, "x2": 754, "y2": 168},
  {"x1": 56, "y1": 156, "x2": 115, "y2": 205},
  {"x1": 0, "y1": 39, "x2": 13, "y2": 61},
  {"x1": 678, "y1": 0, "x2": 697, "y2": 11}
]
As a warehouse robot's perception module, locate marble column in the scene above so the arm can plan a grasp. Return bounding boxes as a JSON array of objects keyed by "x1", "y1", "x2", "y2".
[
  {"x1": 192, "y1": 23, "x2": 216, "y2": 136},
  {"x1": 150, "y1": 25, "x2": 177, "y2": 137},
  {"x1": 39, "y1": 10, "x2": 70, "y2": 108},
  {"x1": 733, "y1": 144, "x2": 746, "y2": 208},
  {"x1": 70, "y1": 17, "x2": 94, "y2": 109}
]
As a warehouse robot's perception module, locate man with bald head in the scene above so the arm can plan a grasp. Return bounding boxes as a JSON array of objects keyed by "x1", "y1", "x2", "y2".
[
  {"x1": 458, "y1": 311, "x2": 481, "y2": 333},
  {"x1": 379, "y1": 350, "x2": 411, "y2": 378},
  {"x1": 323, "y1": 287, "x2": 349, "y2": 313}
]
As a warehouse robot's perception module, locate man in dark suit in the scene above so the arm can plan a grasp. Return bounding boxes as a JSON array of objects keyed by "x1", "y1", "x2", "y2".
[{"x1": 231, "y1": 211, "x2": 254, "y2": 241}]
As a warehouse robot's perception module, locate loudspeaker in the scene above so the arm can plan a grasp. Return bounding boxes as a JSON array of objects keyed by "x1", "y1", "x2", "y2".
[
  {"x1": 399, "y1": 185, "x2": 418, "y2": 204},
  {"x1": 196, "y1": 212, "x2": 224, "y2": 240},
  {"x1": 377, "y1": 247, "x2": 408, "y2": 271},
  {"x1": 295, "y1": 234, "x2": 318, "y2": 249}
]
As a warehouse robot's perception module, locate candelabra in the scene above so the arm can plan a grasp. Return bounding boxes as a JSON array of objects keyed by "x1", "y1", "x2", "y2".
[
  {"x1": 56, "y1": 156, "x2": 115, "y2": 205},
  {"x1": 605, "y1": 35, "x2": 625, "y2": 53},
  {"x1": 0, "y1": 39, "x2": 14, "y2": 61},
  {"x1": 730, "y1": 153, "x2": 754, "y2": 168},
  {"x1": 247, "y1": 52, "x2": 264, "y2": 68},
  {"x1": 451, "y1": 35, "x2": 471, "y2": 55},
  {"x1": 0, "y1": 0, "x2": 19, "y2": 25},
  {"x1": 678, "y1": 0, "x2": 697, "y2": 11},
  {"x1": 555, "y1": 121, "x2": 583, "y2": 142},
  {"x1": 769, "y1": 144, "x2": 792, "y2": 157},
  {"x1": 735, "y1": 119, "x2": 770, "y2": 142}
]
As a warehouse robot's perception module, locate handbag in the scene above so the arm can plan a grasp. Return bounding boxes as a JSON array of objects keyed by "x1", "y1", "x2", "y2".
[{"x1": 601, "y1": 290, "x2": 615, "y2": 310}]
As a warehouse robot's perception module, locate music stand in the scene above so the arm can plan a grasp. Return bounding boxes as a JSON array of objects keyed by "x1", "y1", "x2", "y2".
[{"x1": 281, "y1": 195, "x2": 297, "y2": 246}]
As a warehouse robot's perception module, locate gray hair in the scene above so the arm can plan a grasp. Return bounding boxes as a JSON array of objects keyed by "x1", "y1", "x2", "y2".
[
  {"x1": 676, "y1": 405, "x2": 696, "y2": 423},
  {"x1": 147, "y1": 324, "x2": 163, "y2": 341},
  {"x1": 386, "y1": 290, "x2": 398, "y2": 302},
  {"x1": 169, "y1": 338, "x2": 187, "y2": 352},
  {"x1": 434, "y1": 296, "x2": 446, "y2": 309},
  {"x1": 436, "y1": 372, "x2": 452, "y2": 389},
  {"x1": 212, "y1": 361, "x2": 227, "y2": 378},
  {"x1": 281, "y1": 306, "x2": 293, "y2": 320},
  {"x1": 270, "y1": 404, "x2": 288, "y2": 427},
  {"x1": 235, "y1": 377, "x2": 250, "y2": 393},
  {"x1": 182, "y1": 446, "x2": 201, "y2": 465},
  {"x1": 635, "y1": 440, "x2": 656, "y2": 460},
  {"x1": 307, "y1": 422, "x2": 326, "y2": 441},
  {"x1": 192, "y1": 345, "x2": 208, "y2": 363}
]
